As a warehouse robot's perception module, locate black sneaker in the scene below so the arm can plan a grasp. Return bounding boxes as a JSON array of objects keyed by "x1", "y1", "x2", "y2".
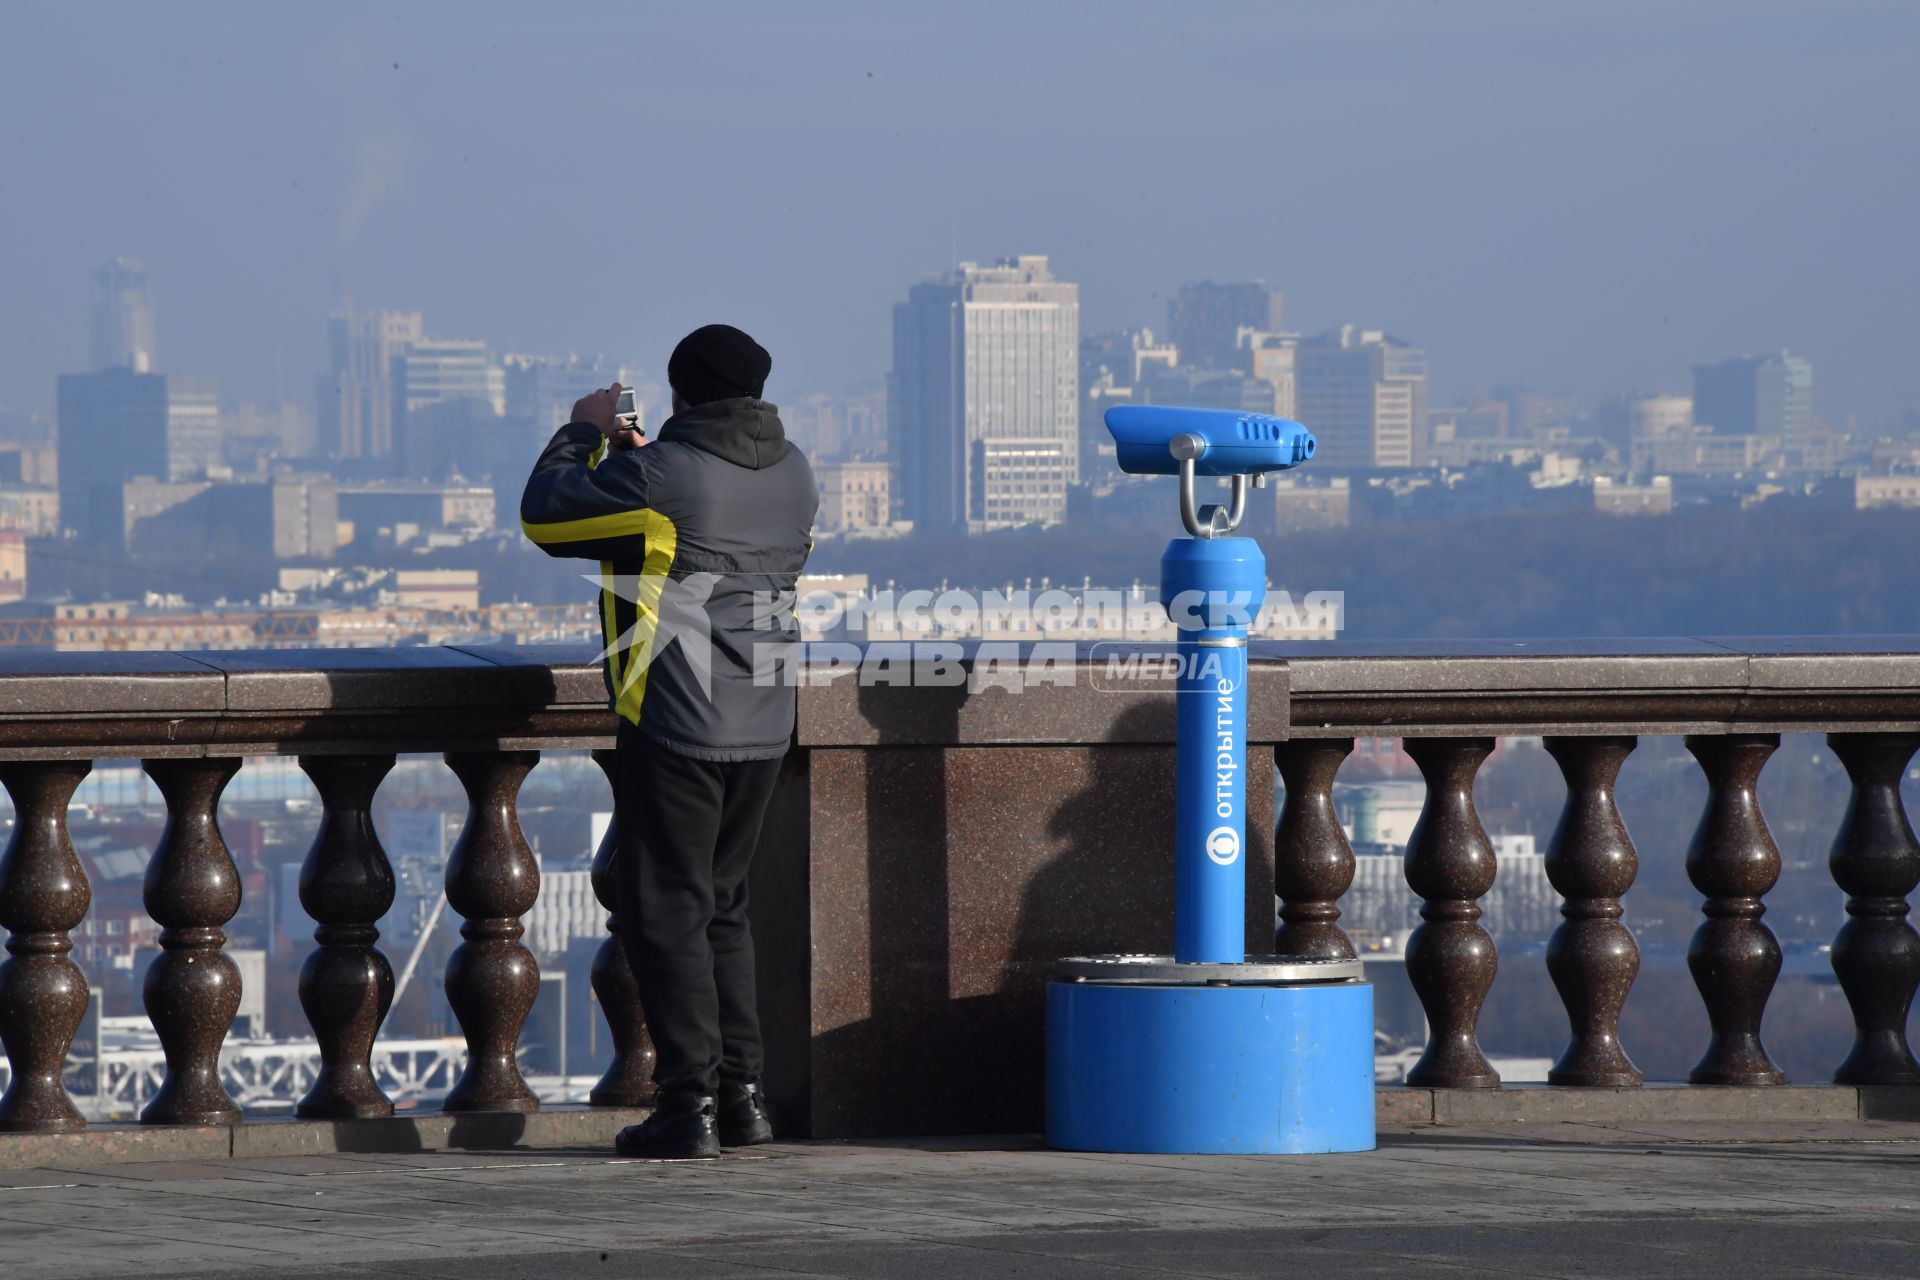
[
  {"x1": 614, "y1": 1090, "x2": 720, "y2": 1160},
  {"x1": 718, "y1": 1080, "x2": 774, "y2": 1148}
]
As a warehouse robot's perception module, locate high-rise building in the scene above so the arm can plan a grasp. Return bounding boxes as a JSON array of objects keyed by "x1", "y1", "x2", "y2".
[
  {"x1": 56, "y1": 368, "x2": 223, "y2": 543},
  {"x1": 1080, "y1": 340, "x2": 1129, "y2": 490},
  {"x1": 118, "y1": 476, "x2": 339, "y2": 559},
  {"x1": 1691, "y1": 352, "x2": 1814, "y2": 441},
  {"x1": 318, "y1": 309, "x2": 424, "y2": 461},
  {"x1": 91, "y1": 258, "x2": 157, "y2": 372},
  {"x1": 976, "y1": 437, "x2": 1076, "y2": 529},
  {"x1": 788, "y1": 388, "x2": 890, "y2": 461},
  {"x1": 58, "y1": 372, "x2": 154, "y2": 541},
  {"x1": 1629, "y1": 394, "x2": 1693, "y2": 441},
  {"x1": 393, "y1": 338, "x2": 506, "y2": 480},
  {"x1": 1490, "y1": 385, "x2": 1546, "y2": 441},
  {"x1": 1295, "y1": 325, "x2": 1427, "y2": 468},
  {"x1": 842, "y1": 387, "x2": 888, "y2": 458},
  {"x1": 498, "y1": 353, "x2": 633, "y2": 514},
  {"x1": 226, "y1": 401, "x2": 319, "y2": 462},
  {"x1": 165, "y1": 376, "x2": 223, "y2": 482},
  {"x1": 780, "y1": 394, "x2": 836, "y2": 458},
  {"x1": 395, "y1": 339, "x2": 505, "y2": 420},
  {"x1": 504, "y1": 353, "x2": 634, "y2": 437},
  {"x1": 890, "y1": 255, "x2": 1079, "y2": 533},
  {"x1": 1129, "y1": 329, "x2": 1179, "y2": 384},
  {"x1": 1243, "y1": 331, "x2": 1299, "y2": 419},
  {"x1": 1167, "y1": 281, "x2": 1283, "y2": 372},
  {"x1": 1078, "y1": 330, "x2": 1179, "y2": 487},
  {"x1": 1078, "y1": 330, "x2": 1178, "y2": 403},
  {"x1": 1141, "y1": 366, "x2": 1278, "y2": 415},
  {"x1": 814, "y1": 460, "x2": 893, "y2": 534}
]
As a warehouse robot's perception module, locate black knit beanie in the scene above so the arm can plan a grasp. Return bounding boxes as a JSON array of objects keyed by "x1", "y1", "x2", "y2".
[{"x1": 667, "y1": 324, "x2": 772, "y2": 406}]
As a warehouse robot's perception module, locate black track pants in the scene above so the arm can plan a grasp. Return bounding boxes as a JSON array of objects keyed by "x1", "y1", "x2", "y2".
[{"x1": 614, "y1": 721, "x2": 783, "y2": 1097}]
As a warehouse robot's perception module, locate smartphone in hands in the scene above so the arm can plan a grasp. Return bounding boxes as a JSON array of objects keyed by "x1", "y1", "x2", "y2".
[{"x1": 609, "y1": 386, "x2": 647, "y2": 452}]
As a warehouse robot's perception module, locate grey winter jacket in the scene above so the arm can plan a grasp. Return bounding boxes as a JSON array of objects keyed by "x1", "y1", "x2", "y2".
[{"x1": 520, "y1": 397, "x2": 817, "y2": 761}]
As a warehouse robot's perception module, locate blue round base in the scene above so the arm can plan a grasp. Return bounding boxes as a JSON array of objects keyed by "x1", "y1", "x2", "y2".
[{"x1": 1046, "y1": 979, "x2": 1375, "y2": 1155}]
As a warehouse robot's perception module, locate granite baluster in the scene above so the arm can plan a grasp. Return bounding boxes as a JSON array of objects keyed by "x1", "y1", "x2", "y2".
[
  {"x1": 1684, "y1": 733, "x2": 1786, "y2": 1086},
  {"x1": 441, "y1": 750, "x2": 542, "y2": 1113},
  {"x1": 140, "y1": 757, "x2": 245, "y2": 1125},
  {"x1": 1543, "y1": 736, "x2": 1644, "y2": 1087},
  {"x1": 1825, "y1": 732, "x2": 1920, "y2": 1085},
  {"x1": 0, "y1": 761, "x2": 94, "y2": 1132},
  {"x1": 295, "y1": 754, "x2": 399, "y2": 1118},
  {"x1": 1273, "y1": 739, "x2": 1358, "y2": 960},
  {"x1": 1403, "y1": 737, "x2": 1501, "y2": 1089}
]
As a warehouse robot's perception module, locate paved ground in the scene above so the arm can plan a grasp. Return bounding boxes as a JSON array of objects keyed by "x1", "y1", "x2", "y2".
[{"x1": 1, "y1": 1121, "x2": 1917, "y2": 1278}]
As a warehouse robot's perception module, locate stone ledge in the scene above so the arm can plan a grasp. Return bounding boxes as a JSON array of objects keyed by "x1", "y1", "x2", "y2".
[
  {"x1": 1385, "y1": 1083, "x2": 1899, "y2": 1127},
  {"x1": 0, "y1": 1123, "x2": 229, "y2": 1169},
  {"x1": 2, "y1": 1088, "x2": 1912, "y2": 1169},
  {"x1": 1859, "y1": 1085, "x2": 1920, "y2": 1122},
  {"x1": 0, "y1": 1105, "x2": 651, "y2": 1170}
]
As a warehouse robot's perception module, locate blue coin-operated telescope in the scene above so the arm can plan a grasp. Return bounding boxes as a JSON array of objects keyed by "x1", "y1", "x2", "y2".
[{"x1": 1045, "y1": 405, "x2": 1375, "y2": 1156}]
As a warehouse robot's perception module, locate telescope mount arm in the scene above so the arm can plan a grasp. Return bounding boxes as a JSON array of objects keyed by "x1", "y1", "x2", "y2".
[{"x1": 1177, "y1": 456, "x2": 1250, "y2": 540}]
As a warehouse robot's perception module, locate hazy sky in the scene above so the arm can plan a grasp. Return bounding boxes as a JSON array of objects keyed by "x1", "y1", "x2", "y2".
[{"x1": 2, "y1": 1, "x2": 1915, "y2": 428}]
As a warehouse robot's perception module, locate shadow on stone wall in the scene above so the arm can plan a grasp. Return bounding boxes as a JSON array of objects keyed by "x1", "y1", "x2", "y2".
[{"x1": 803, "y1": 696, "x2": 1202, "y2": 1136}]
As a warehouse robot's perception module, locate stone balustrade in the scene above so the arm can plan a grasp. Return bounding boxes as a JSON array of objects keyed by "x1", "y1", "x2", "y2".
[{"x1": 0, "y1": 637, "x2": 1914, "y2": 1139}]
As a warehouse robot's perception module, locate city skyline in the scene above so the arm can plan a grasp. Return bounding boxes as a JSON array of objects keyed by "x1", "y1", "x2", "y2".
[
  {"x1": 24, "y1": 242, "x2": 1865, "y2": 564},
  {"x1": 17, "y1": 246, "x2": 1855, "y2": 446},
  {"x1": 1, "y1": 2, "x2": 1914, "y2": 432},
  {"x1": 37, "y1": 248, "x2": 1845, "y2": 473}
]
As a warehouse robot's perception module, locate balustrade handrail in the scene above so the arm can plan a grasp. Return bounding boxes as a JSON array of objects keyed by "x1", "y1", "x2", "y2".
[
  {"x1": 0, "y1": 645, "x2": 612, "y2": 760},
  {"x1": 0, "y1": 636, "x2": 1915, "y2": 760},
  {"x1": 1272, "y1": 635, "x2": 1920, "y2": 737}
]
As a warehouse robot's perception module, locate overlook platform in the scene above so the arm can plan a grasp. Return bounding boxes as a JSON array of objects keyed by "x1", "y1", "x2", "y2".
[
  {"x1": 0, "y1": 638, "x2": 1915, "y2": 1177},
  {"x1": 2, "y1": 1118, "x2": 1917, "y2": 1279}
]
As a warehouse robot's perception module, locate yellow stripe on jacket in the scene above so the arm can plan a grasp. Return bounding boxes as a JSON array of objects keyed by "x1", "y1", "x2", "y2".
[
  {"x1": 609, "y1": 510, "x2": 679, "y2": 725},
  {"x1": 520, "y1": 441, "x2": 680, "y2": 726}
]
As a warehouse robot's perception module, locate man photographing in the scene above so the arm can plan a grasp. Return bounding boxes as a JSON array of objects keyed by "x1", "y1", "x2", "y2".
[{"x1": 521, "y1": 325, "x2": 816, "y2": 1159}]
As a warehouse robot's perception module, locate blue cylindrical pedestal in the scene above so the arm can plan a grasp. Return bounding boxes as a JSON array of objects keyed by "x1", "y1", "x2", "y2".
[{"x1": 1047, "y1": 964, "x2": 1375, "y2": 1155}]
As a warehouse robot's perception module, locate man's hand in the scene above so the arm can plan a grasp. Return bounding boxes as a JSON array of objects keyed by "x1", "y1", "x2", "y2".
[
  {"x1": 572, "y1": 383, "x2": 623, "y2": 437},
  {"x1": 607, "y1": 425, "x2": 648, "y2": 454}
]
